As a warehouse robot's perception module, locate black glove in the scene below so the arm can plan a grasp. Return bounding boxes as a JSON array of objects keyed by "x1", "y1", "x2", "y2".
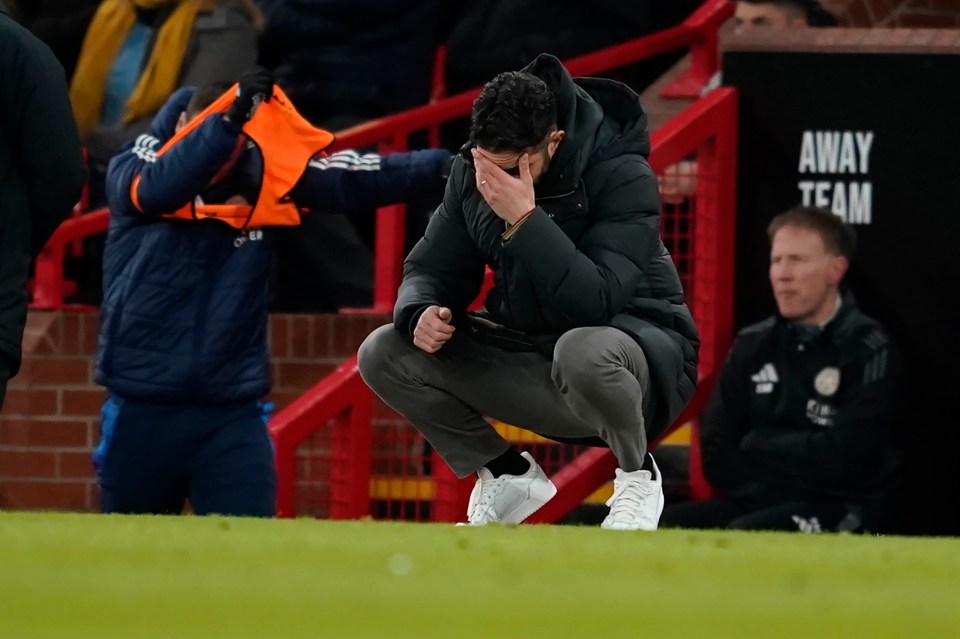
[{"x1": 226, "y1": 66, "x2": 274, "y2": 127}]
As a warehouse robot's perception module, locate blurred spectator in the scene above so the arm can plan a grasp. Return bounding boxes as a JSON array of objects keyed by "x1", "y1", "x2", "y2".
[
  {"x1": 7, "y1": 0, "x2": 100, "y2": 78},
  {"x1": 734, "y1": 0, "x2": 837, "y2": 33},
  {"x1": 444, "y1": 1, "x2": 667, "y2": 94},
  {"x1": 1, "y1": 3, "x2": 86, "y2": 410},
  {"x1": 699, "y1": 0, "x2": 836, "y2": 94},
  {"x1": 256, "y1": 0, "x2": 447, "y2": 128},
  {"x1": 70, "y1": 0, "x2": 265, "y2": 173},
  {"x1": 701, "y1": 1, "x2": 836, "y2": 95},
  {"x1": 661, "y1": 207, "x2": 901, "y2": 533},
  {"x1": 93, "y1": 72, "x2": 451, "y2": 516}
]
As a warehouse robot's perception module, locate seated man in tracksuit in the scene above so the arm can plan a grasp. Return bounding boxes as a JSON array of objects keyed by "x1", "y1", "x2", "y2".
[
  {"x1": 661, "y1": 206, "x2": 902, "y2": 533},
  {"x1": 94, "y1": 68, "x2": 452, "y2": 517}
]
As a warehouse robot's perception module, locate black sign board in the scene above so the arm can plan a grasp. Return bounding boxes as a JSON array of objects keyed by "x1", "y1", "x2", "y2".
[{"x1": 725, "y1": 51, "x2": 960, "y2": 535}]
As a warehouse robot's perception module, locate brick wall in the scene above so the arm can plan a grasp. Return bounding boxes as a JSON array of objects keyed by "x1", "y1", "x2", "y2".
[{"x1": 0, "y1": 310, "x2": 389, "y2": 511}]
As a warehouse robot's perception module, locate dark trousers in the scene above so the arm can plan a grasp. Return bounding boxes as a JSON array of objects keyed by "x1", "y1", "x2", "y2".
[
  {"x1": 94, "y1": 395, "x2": 277, "y2": 517},
  {"x1": 661, "y1": 495, "x2": 876, "y2": 533},
  {"x1": 358, "y1": 324, "x2": 653, "y2": 477}
]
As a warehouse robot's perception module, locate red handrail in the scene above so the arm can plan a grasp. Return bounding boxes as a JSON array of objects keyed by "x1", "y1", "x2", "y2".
[
  {"x1": 32, "y1": 209, "x2": 109, "y2": 310},
  {"x1": 660, "y1": 0, "x2": 733, "y2": 99},
  {"x1": 269, "y1": 355, "x2": 372, "y2": 518}
]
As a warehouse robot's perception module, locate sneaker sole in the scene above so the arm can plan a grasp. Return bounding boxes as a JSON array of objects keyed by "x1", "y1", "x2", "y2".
[{"x1": 500, "y1": 479, "x2": 558, "y2": 525}]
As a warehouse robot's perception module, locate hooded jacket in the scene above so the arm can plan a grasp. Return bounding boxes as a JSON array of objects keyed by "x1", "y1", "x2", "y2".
[
  {"x1": 394, "y1": 53, "x2": 699, "y2": 436},
  {"x1": 1, "y1": 5, "x2": 86, "y2": 377}
]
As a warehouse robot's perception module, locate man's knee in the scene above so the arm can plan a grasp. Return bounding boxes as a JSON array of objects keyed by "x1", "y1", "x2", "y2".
[
  {"x1": 552, "y1": 327, "x2": 627, "y2": 386},
  {"x1": 358, "y1": 324, "x2": 407, "y2": 389}
]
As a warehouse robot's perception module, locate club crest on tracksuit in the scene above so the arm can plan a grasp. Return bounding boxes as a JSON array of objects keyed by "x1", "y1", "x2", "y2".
[{"x1": 814, "y1": 367, "x2": 840, "y2": 396}]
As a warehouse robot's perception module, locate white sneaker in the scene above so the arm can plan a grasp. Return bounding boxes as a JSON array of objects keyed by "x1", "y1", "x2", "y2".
[
  {"x1": 462, "y1": 452, "x2": 557, "y2": 525},
  {"x1": 601, "y1": 454, "x2": 664, "y2": 531}
]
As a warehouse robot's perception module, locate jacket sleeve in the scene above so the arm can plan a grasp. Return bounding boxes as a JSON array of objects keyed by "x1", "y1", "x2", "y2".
[
  {"x1": 104, "y1": 90, "x2": 242, "y2": 217},
  {"x1": 741, "y1": 339, "x2": 900, "y2": 485},
  {"x1": 4, "y1": 31, "x2": 86, "y2": 257},
  {"x1": 290, "y1": 149, "x2": 448, "y2": 213},
  {"x1": 699, "y1": 336, "x2": 764, "y2": 493},
  {"x1": 502, "y1": 156, "x2": 662, "y2": 325},
  {"x1": 393, "y1": 161, "x2": 486, "y2": 335}
]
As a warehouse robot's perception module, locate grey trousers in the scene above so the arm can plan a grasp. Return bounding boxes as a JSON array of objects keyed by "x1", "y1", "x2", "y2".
[{"x1": 358, "y1": 324, "x2": 652, "y2": 478}]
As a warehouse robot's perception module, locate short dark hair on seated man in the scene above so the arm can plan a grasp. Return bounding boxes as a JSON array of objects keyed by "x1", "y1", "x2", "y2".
[
  {"x1": 767, "y1": 206, "x2": 857, "y2": 259},
  {"x1": 186, "y1": 81, "x2": 235, "y2": 119},
  {"x1": 738, "y1": 0, "x2": 838, "y2": 26},
  {"x1": 470, "y1": 71, "x2": 557, "y2": 151}
]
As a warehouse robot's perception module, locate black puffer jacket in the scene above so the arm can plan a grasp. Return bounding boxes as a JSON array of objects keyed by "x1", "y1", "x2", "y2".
[
  {"x1": 0, "y1": 5, "x2": 86, "y2": 377},
  {"x1": 395, "y1": 53, "x2": 699, "y2": 436}
]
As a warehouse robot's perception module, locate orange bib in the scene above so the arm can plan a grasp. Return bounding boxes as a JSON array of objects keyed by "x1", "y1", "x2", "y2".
[{"x1": 133, "y1": 85, "x2": 335, "y2": 230}]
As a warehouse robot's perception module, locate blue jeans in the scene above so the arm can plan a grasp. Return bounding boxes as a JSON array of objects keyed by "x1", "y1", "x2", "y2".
[{"x1": 94, "y1": 395, "x2": 276, "y2": 517}]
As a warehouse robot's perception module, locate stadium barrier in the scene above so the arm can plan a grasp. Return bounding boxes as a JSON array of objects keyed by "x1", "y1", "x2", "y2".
[{"x1": 32, "y1": 212, "x2": 108, "y2": 310}]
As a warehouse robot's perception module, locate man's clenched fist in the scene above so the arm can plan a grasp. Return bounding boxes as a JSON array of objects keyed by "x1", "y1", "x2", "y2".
[{"x1": 413, "y1": 305, "x2": 455, "y2": 353}]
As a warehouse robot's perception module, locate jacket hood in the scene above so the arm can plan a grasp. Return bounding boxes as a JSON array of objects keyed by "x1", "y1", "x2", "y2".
[{"x1": 520, "y1": 53, "x2": 651, "y2": 194}]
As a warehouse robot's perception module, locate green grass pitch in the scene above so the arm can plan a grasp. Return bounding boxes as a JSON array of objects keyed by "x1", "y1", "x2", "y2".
[{"x1": 1, "y1": 512, "x2": 958, "y2": 638}]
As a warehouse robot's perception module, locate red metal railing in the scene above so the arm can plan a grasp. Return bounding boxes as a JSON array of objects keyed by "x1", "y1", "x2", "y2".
[
  {"x1": 272, "y1": 87, "x2": 738, "y2": 520},
  {"x1": 32, "y1": 210, "x2": 109, "y2": 310},
  {"x1": 271, "y1": 356, "x2": 372, "y2": 518},
  {"x1": 659, "y1": 0, "x2": 731, "y2": 99}
]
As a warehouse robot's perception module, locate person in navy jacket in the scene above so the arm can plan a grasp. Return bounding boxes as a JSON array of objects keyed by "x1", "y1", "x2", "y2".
[{"x1": 94, "y1": 67, "x2": 451, "y2": 517}]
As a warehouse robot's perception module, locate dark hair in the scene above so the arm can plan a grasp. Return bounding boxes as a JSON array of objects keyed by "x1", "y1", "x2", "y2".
[
  {"x1": 767, "y1": 206, "x2": 856, "y2": 259},
  {"x1": 738, "y1": 0, "x2": 838, "y2": 26},
  {"x1": 186, "y1": 81, "x2": 234, "y2": 118},
  {"x1": 469, "y1": 71, "x2": 557, "y2": 152}
]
